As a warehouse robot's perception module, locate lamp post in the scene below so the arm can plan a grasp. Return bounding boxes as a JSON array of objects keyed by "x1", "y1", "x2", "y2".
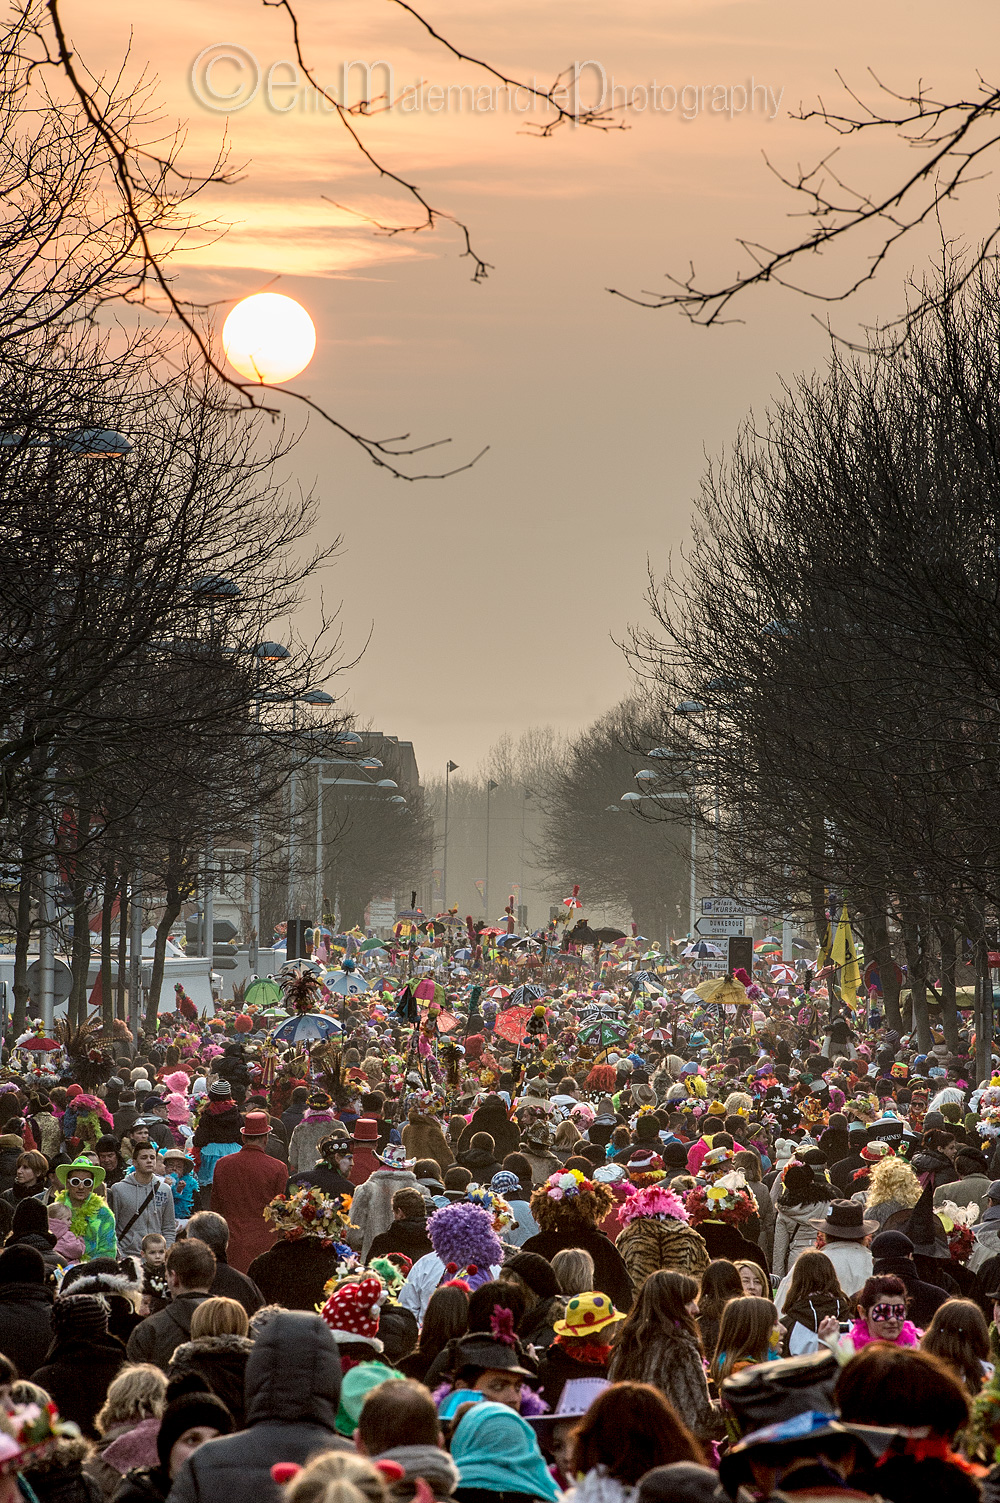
[
  {"x1": 286, "y1": 689, "x2": 334, "y2": 921},
  {"x1": 443, "y1": 761, "x2": 458, "y2": 911},
  {"x1": 622, "y1": 773, "x2": 696, "y2": 936},
  {"x1": 249, "y1": 643, "x2": 292, "y2": 974}
]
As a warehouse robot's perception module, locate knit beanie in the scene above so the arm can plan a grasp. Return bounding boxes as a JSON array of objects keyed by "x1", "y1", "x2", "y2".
[
  {"x1": 155, "y1": 1392, "x2": 233, "y2": 1472},
  {"x1": 503, "y1": 1251, "x2": 560, "y2": 1301},
  {"x1": 11, "y1": 1197, "x2": 55, "y2": 1244},
  {"x1": 0, "y1": 1245, "x2": 46, "y2": 1284},
  {"x1": 334, "y1": 1361, "x2": 403, "y2": 1436},
  {"x1": 51, "y1": 1293, "x2": 109, "y2": 1341}
]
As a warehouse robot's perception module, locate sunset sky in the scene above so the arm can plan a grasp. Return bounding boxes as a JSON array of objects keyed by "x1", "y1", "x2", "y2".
[{"x1": 79, "y1": 1, "x2": 1000, "y2": 776}]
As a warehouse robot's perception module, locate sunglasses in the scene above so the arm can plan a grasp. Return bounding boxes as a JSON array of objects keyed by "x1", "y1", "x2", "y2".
[
  {"x1": 870, "y1": 1303, "x2": 906, "y2": 1322},
  {"x1": 67, "y1": 1176, "x2": 94, "y2": 1188}
]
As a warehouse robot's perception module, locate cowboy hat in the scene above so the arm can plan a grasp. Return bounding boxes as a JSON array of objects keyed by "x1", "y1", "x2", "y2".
[{"x1": 808, "y1": 1200, "x2": 878, "y2": 1240}]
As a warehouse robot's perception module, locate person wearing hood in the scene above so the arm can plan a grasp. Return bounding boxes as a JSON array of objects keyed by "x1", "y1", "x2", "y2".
[
  {"x1": 166, "y1": 1311, "x2": 350, "y2": 1503},
  {"x1": 869, "y1": 1228, "x2": 949, "y2": 1327},
  {"x1": 911, "y1": 1128, "x2": 961, "y2": 1192},
  {"x1": 115, "y1": 1392, "x2": 234, "y2": 1503},
  {"x1": 450, "y1": 1401, "x2": 559, "y2": 1503},
  {"x1": 32, "y1": 1291, "x2": 128, "y2": 1437},
  {"x1": 0, "y1": 1243, "x2": 54, "y2": 1374}
]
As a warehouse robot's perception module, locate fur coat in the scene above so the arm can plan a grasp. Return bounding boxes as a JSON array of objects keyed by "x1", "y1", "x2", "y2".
[
  {"x1": 288, "y1": 1109, "x2": 341, "y2": 1175},
  {"x1": 351, "y1": 1168, "x2": 420, "y2": 1259},
  {"x1": 615, "y1": 1216, "x2": 711, "y2": 1287},
  {"x1": 401, "y1": 1111, "x2": 454, "y2": 1174}
]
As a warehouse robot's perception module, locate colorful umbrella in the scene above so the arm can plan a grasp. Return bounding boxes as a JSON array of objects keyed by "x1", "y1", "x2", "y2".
[
  {"x1": 577, "y1": 1019, "x2": 629, "y2": 1048},
  {"x1": 769, "y1": 963, "x2": 797, "y2": 983},
  {"x1": 16, "y1": 1036, "x2": 60, "y2": 1053},
  {"x1": 270, "y1": 1013, "x2": 342, "y2": 1044},
  {"x1": 324, "y1": 970, "x2": 370, "y2": 997},
  {"x1": 487, "y1": 985, "x2": 511, "y2": 1000}
]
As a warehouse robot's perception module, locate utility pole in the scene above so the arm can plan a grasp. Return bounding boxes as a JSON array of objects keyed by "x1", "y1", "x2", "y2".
[
  {"x1": 443, "y1": 761, "x2": 458, "y2": 909},
  {"x1": 484, "y1": 779, "x2": 498, "y2": 922}
]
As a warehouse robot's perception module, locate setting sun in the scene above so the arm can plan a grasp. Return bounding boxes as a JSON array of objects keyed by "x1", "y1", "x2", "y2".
[{"x1": 221, "y1": 292, "x2": 316, "y2": 384}]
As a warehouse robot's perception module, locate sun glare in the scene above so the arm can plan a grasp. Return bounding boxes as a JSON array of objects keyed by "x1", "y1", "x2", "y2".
[{"x1": 222, "y1": 292, "x2": 317, "y2": 384}]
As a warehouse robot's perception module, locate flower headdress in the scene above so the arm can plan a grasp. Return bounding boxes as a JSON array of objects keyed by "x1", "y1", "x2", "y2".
[
  {"x1": 685, "y1": 1168, "x2": 755, "y2": 1227},
  {"x1": 529, "y1": 1170, "x2": 613, "y2": 1231},
  {"x1": 264, "y1": 1185, "x2": 354, "y2": 1249},
  {"x1": 465, "y1": 1186, "x2": 515, "y2": 1235},
  {"x1": 617, "y1": 1183, "x2": 690, "y2": 1229}
]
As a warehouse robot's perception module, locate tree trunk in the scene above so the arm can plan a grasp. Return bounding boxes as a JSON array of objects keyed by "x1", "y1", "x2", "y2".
[
  {"x1": 67, "y1": 802, "x2": 93, "y2": 1031},
  {"x1": 100, "y1": 862, "x2": 116, "y2": 1036},
  {"x1": 900, "y1": 908, "x2": 932, "y2": 1051},
  {"x1": 11, "y1": 862, "x2": 32, "y2": 1038},
  {"x1": 872, "y1": 904, "x2": 902, "y2": 1030},
  {"x1": 936, "y1": 924, "x2": 959, "y2": 1051},
  {"x1": 115, "y1": 875, "x2": 129, "y2": 1021},
  {"x1": 146, "y1": 884, "x2": 183, "y2": 1033}
]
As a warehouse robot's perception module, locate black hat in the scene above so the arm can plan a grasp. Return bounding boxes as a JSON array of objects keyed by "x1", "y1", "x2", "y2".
[
  {"x1": 51, "y1": 1292, "x2": 109, "y2": 1341},
  {"x1": 638, "y1": 1464, "x2": 721, "y2": 1503},
  {"x1": 904, "y1": 1181, "x2": 950, "y2": 1259},
  {"x1": 0, "y1": 1245, "x2": 47, "y2": 1284},
  {"x1": 10, "y1": 1197, "x2": 55, "y2": 1246},
  {"x1": 155, "y1": 1393, "x2": 233, "y2": 1472},
  {"x1": 448, "y1": 1331, "x2": 537, "y2": 1381},
  {"x1": 870, "y1": 1229, "x2": 914, "y2": 1261},
  {"x1": 503, "y1": 1252, "x2": 560, "y2": 1301}
]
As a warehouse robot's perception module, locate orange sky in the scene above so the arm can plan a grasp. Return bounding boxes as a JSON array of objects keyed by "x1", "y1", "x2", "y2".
[{"x1": 75, "y1": 0, "x2": 1000, "y2": 776}]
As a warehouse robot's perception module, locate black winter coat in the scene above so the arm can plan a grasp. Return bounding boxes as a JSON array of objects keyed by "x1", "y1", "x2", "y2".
[
  {"x1": 114, "y1": 1467, "x2": 170, "y2": 1503},
  {"x1": 166, "y1": 1311, "x2": 351, "y2": 1503},
  {"x1": 0, "y1": 1279, "x2": 54, "y2": 1375},
  {"x1": 456, "y1": 1147, "x2": 503, "y2": 1184},
  {"x1": 535, "y1": 1341, "x2": 608, "y2": 1410},
  {"x1": 520, "y1": 1227, "x2": 634, "y2": 1312},
  {"x1": 455, "y1": 1101, "x2": 520, "y2": 1162},
  {"x1": 127, "y1": 1292, "x2": 212, "y2": 1371},
  {"x1": 192, "y1": 1104, "x2": 241, "y2": 1150},
  {"x1": 33, "y1": 1333, "x2": 127, "y2": 1437},
  {"x1": 287, "y1": 1165, "x2": 354, "y2": 1198},
  {"x1": 208, "y1": 1259, "x2": 265, "y2": 1317},
  {"x1": 21, "y1": 1439, "x2": 103, "y2": 1503},
  {"x1": 695, "y1": 1221, "x2": 770, "y2": 1277},
  {"x1": 871, "y1": 1255, "x2": 948, "y2": 1327},
  {"x1": 247, "y1": 1239, "x2": 343, "y2": 1312},
  {"x1": 367, "y1": 1218, "x2": 433, "y2": 1264}
]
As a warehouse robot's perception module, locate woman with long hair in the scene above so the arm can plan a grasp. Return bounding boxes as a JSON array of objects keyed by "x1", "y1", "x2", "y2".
[
  {"x1": 607, "y1": 1270, "x2": 722, "y2": 1442},
  {"x1": 399, "y1": 1285, "x2": 469, "y2": 1382},
  {"x1": 921, "y1": 1299, "x2": 992, "y2": 1396},
  {"x1": 696, "y1": 1259, "x2": 743, "y2": 1366},
  {"x1": 779, "y1": 1250, "x2": 851, "y2": 1356},
  {"x1": 569, "y1": 1383, "x2": 705, "y2": 1503},
  {"x1": 773, "y1": 1163, "x2": 832, "y2": 1278},
  {"x1": 734, "y1": 1260, "x2": 769, "y2": 1299},
  {"x1": 713, "y1": 1295, "x2": 780, "y2": 1386}
]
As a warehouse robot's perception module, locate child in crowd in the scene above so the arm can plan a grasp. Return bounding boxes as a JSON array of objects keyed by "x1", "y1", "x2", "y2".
[
  {"x1": 47, "y1": 1201, "x2": 85, "y2": 1265},
  {"x1": 141, "y1": 1231, "x2": 170, "y2": 1313},
  {"x1": 162, "y1": 1148, "x2": 198, "y2": 1221}
]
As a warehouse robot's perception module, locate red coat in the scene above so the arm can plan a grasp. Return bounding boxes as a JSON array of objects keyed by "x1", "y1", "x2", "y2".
[
  {"x1": 349, "y1": 1146, "x2": 380, "y2": 1187},
  {"x1": 210, "y1": 1143, "x2": 287, "y2": 1272}
]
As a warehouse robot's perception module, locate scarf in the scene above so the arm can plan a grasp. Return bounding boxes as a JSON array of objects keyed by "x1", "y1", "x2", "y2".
[
  {"x1": 451, "y1": 1401, "x2": 560, "y2": 1501},
  {"x1": 849, "y1": 1318, "x2": 921, "y2": 1351}
]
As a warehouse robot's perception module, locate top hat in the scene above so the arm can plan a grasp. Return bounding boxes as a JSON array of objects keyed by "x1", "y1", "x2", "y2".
[
  {"x1": 241, "y1": 1111, "x2": 271, "y2": 1138},
  {"x1": 353, "y1": 1117, "x2": 379, "y2": 1142}
]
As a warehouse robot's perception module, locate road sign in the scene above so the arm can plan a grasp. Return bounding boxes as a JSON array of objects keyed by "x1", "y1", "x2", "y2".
[
  {"x1": 694, "y1": 916, "x2": 745, "y2": 937},
  {"x1": 25, "y1": 958, "x2": 73, "y2": 1004},
  {"x1": 701, "y1": 896, "x2": 780, "y2": 915}
]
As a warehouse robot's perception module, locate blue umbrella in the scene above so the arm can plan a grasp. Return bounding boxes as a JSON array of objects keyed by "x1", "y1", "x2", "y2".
[
  {"x1": 270, "y1": 1013, "x2": 342, "y2": 1044},
  {"x1": 324, "y1": 970, "x2": 370, "y2": 997}
]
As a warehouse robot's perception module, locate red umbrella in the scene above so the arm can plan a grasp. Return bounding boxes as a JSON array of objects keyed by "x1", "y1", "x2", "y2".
[{"x1": 17, "y1": 1036, "x2": 60, "y2": 1053}]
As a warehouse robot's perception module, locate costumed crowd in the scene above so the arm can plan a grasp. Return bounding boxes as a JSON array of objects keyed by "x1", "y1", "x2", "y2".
[{"x1": 3, "y1": 959, "x2": 1000, "y2": 1503}]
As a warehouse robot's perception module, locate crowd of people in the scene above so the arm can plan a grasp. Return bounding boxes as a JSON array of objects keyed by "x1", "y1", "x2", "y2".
[{"x1": 0, "y1": 973, "x2": 998, "y2": 1503}]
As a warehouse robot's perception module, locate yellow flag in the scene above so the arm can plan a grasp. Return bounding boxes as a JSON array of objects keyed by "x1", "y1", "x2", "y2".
[{"x1": 831, "y1": 903, "x2": 861, "y2": 1010}]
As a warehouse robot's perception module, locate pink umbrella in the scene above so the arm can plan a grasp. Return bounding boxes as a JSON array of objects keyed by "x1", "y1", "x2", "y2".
[{"x1": 414, "y1": 978, "x2": 437, "y2": 1001}]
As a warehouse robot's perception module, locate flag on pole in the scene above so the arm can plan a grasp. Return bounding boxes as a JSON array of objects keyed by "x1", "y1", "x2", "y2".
[{"x1": 831, "y1": 903, "x2": 861, "y2": 1010}]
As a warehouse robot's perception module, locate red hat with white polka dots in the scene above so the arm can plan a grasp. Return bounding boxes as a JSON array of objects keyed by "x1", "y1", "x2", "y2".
[{"x1": 320, "y1": 1275, "x2": 385, "y2": 1348}]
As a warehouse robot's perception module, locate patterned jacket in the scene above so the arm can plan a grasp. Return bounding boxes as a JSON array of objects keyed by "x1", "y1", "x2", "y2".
[{"x1": 615, "y1": 1215, "x2": 710, "y2": 1287}]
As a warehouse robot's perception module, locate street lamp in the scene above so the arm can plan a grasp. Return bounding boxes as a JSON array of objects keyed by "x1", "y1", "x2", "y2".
[
  {"x1": 622, "y1": 771, "x2": 697, "y2": 936},
  {"x1": 484, "y1": 779, "x2": 498, "y2": 921},
  {"x1": 443, "y1": 761, "x2": 459, "y2": 911}
]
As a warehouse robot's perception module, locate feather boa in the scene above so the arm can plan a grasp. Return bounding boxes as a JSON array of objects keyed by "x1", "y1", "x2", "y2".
[
  {"x1": 57, "y1": 1191, "x2": 107, "y2": 1238},
  {"x1": 617, "y1": 1183, "x2": 689, "y2": 1228},
  {"x1": 849, "y1": 1318, "x2": 921, "y2": 1350}
]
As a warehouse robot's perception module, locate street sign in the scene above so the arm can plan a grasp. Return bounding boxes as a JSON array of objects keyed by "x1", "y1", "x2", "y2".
[
  {"x1": 694, "y1": 916, "x2": 745, "y2": 937},
  {"x1": 701, "y1": 896, "x2": 780, "y2": 915},
  {"x1": 25, "y1": 958, "x2": 73, "y2": 1004}
]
